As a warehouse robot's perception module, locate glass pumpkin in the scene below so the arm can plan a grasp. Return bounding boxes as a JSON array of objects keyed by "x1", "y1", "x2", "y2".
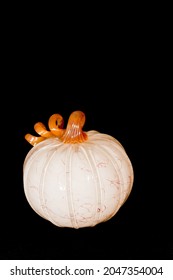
[{"x1": 23, "y1": 111, "x2": 134, "y2": 228}]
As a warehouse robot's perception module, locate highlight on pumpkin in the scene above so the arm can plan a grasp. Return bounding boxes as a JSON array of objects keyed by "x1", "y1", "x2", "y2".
[{"x1": 25, "y1": 111, "x2": 88, "y2": 146}]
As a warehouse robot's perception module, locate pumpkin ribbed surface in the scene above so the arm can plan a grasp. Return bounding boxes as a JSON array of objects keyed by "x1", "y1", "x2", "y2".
[{"x1": 23, "y1": 130, "x2": 134, "y2": 228}]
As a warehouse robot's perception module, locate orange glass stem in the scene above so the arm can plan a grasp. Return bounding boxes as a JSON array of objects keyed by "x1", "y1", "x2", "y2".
[{"x1": 25, "y1": 111, "x2": 88, "y2": 146}]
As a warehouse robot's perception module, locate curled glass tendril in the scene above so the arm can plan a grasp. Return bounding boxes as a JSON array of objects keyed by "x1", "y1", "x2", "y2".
[{"x1": 25, "y1": 111, "x2": 88, "y2": 146}]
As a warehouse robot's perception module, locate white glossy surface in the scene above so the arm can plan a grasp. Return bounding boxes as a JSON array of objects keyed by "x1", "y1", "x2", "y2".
[{"x1": 23, "y1": 130, "x2": 134, "y2": 228}]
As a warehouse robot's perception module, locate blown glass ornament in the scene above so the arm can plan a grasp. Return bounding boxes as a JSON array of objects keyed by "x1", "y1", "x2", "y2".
[{"x1": 23, "y1": 111, "x2": 134, "y2": 228}]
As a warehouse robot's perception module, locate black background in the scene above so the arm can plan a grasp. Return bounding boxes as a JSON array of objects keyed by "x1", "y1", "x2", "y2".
[{"x1": 1, "y1": 10, "x2": 172, "y2": 261}]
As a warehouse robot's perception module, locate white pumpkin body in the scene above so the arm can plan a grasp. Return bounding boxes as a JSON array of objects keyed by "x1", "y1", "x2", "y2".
[{"x1": 23, "y1": 130, "x2": 134, "y2": 228}]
